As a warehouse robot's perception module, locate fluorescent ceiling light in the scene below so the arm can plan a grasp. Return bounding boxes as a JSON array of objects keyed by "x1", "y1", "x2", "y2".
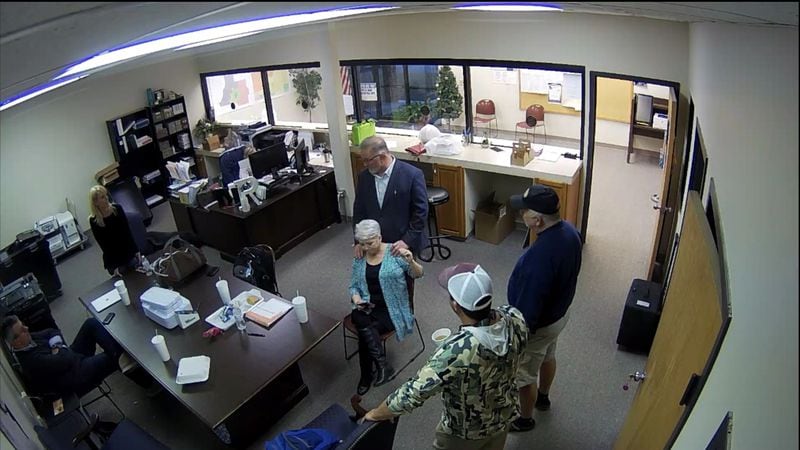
[
  {"x1": 452, "y1": 3, "x2": 562, "y2": 12},
  {"x1": 56, "y1": 6, "x2": 396, "y2": 79},
  {"x1": 175, "y1": 31, "x2": 262, "y2": 51},
  {"x1": 0, "y1": 75, "x2": 88, "y2": 112}
]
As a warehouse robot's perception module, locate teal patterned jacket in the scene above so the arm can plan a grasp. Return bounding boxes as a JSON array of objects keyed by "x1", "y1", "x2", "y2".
[
  {"x1": 385, "y1": 305, "x2": 529, "y2": 439},
  {"x1": 349, "y1": 250, "x2": 415, "y2": 340}
]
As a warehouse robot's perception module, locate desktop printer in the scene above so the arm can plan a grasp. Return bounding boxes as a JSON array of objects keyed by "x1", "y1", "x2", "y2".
[{"x1": 140, "y1": 286, "x2": 192, "y2": 329}]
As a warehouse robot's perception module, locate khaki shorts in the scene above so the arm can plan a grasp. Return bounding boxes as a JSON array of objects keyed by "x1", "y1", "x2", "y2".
[
  {"x1": 516, "y1": 312, "x2": 569, "y2": 388},
  {"x1": 432, "y1": 423, "x2": 509, "y2": 450}
]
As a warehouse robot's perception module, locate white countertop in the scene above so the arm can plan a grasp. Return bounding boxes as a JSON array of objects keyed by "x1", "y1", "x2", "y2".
[{"x1": 352, "y1": 134, "x2": 582, "y2": 184}]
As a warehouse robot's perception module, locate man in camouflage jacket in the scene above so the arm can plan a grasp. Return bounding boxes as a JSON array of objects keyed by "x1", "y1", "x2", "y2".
[{"x1": 364, "y1": 263, "x2": 529, "y2": 450}]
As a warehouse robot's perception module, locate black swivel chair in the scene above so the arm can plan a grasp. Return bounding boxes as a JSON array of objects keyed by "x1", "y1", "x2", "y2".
[
  {"x1": 299, "y1": 403, "x2": 399, "y2": 450},
  {"x1": 36, "y1": 415, "x2": 170, "y2": 450},
  {"x1": 1, "y1": 324, "x2": 124, "y2": 428},
  {"x1": 232, "y1": 244, "x2": 280, "y2": 296}
]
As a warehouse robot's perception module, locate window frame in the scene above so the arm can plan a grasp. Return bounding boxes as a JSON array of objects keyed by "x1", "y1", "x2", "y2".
[
  {"x1": 340, "y1": 58, "x2": 585, "y2": 154},
  {"x1": 199, "y1": 62, "x2": 321, "y2": 127}
]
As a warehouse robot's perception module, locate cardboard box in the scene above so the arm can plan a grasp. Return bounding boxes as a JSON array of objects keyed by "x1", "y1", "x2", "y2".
[
  {"x1": 473, "y1": 193, "x2": 515, "y2": 244},
  {"x1": 511, "y1": 140, "x2": 532, "y2": 167},
  {"x1": 94, "y1": 162, "x2": 120, "y2": 185},
  {"x1": 203, "y1": 134, "x2": 220, "y2": 151}
]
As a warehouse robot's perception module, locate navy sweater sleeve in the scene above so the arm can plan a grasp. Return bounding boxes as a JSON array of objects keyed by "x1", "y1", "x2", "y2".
[{"x1": 508, "y1": 249, "x2": 554, "y2": 331}]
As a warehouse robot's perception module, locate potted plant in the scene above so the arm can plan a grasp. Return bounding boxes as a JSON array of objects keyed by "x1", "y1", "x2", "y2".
[
  {"x1": 194, "y1": 118, "x2": 221, "y2": 150},
  {"x1": 289, "y1": 68, "x2": 322, "y2": 122}
]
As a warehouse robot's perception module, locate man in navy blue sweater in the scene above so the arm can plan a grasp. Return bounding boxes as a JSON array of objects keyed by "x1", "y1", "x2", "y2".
[{"x1": 506, "y1": 185, "x2": 582, "y2": 432}]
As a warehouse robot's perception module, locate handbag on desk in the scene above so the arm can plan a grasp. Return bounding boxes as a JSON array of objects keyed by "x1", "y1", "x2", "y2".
[
  {"x1": 152, "y1": 237, "x2": 206, "y2": 286},
  {"x1": 351, "y1": 120, "x2": 376, "y2": 146}
]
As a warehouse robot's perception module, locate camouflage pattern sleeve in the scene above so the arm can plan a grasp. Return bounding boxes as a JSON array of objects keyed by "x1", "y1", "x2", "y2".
[{"x1": 385, "y1": 336, "x2": 467, "y2": 415}]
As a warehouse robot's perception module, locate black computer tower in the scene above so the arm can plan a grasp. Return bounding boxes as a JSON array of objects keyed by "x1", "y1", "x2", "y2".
[{"x1": 616, "y1": 279, "x2": 663, "y2": 353}]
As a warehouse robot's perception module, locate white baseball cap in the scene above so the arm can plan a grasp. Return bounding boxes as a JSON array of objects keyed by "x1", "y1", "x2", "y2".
[{"x1": 437, "y1": 263, "x2": 493, "y2": 311}]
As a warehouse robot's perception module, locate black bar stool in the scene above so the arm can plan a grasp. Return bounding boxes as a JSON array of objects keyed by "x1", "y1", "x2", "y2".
[{"x1": 419, "y1": 187, "x2": 452, "y2": 262}]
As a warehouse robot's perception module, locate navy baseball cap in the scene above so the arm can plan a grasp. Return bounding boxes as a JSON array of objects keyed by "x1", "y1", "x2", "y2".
[{"x1": 509, "y1": 185, "x2": 560, "y2": 214}]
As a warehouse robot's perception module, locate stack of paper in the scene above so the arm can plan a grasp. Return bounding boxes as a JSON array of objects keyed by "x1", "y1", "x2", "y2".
[{"x1": 245, "y1": 298, "x2": 293, "y2": 328}]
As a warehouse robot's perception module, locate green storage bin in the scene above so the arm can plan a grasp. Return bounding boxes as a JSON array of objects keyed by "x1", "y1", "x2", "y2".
[{"x1": 351, "y1": 120, "x2": 376, "y2": 146}]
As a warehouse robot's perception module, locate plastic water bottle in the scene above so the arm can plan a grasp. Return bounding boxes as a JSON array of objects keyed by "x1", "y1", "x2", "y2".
[{"x1": 233, "y1": 305, "x2": 246, "y2": 331}]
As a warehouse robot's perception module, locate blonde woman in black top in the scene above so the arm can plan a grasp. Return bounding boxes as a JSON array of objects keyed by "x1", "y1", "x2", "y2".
[{"x1": 88, "y1": 185, "x2": 140, "y2": 275}]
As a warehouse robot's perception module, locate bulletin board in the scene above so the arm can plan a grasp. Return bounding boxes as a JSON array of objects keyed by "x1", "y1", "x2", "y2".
[
  {"x1": 518, "y1": 70, "x2": 582, "y2": 116},
  {"x1": 519, "y1": 92, "x2": 580, "y2": 116},
  {"x1": 596, "y1": 77, "x2": 633, "y2": 123}
]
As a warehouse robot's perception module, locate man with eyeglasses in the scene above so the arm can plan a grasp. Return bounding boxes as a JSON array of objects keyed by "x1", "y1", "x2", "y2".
[
  {"x1": 352, "y1": 136, "x2": 428, "y2": 258},
  {"x1": 506, "y1": 185, "x2": 583, "y2": 433}
]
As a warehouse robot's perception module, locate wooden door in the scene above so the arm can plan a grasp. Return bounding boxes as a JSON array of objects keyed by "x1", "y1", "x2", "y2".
[
  {"x1": 615, "y1": 192, "x2": 729, "y2": 449},
  {"x1": 350, "y1": 152, "x2": 362, "y2": 188},
  {"x1": 646, "y1": 87, "x2": 679, "y2": 280},
  {"x1": 432, "y1": 163, "x2": 465, "y2": 238}
]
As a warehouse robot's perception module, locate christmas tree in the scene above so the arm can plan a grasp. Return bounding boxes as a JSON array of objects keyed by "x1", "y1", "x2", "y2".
[{"x1": 434, "y1": 66, "x2": 463, "y2": 130}]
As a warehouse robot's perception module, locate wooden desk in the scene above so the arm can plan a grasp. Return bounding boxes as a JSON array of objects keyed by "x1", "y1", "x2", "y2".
[
  {"x1": 78, "y1": 271, "x2": 339, "y2": 448},
  {"x1": 170, "y1": 167, "x2": 340, "y2": 261}
]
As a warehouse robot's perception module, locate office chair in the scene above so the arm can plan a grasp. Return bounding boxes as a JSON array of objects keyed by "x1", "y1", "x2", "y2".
[
  {"x1": 473, "y1": 99, "x2": 498, "y2": 137},
  {"x1": 219, "y1": 145, "x2": 246, "y2": 187},
  {"x1": 342, "y1": 277, "x2": 425, "y2": 381},
  {"x1": 36, "y1": 415, "x2": 170, "y2": 450},
  {"x1": 1, "y1": 337, "x2": 124, "y2": 429},
  {"x1": 514, "y1": 104, "x2": 546, "y2": 143},
  {"x1": 232, "y1": 244, "x2": 280, "y2": 296},
  {"x1": 301, "y1": 403, "x2": 399, "y2": 450},
  {"x1": 107, "y1": 178, "x2": 153, "y2": 227}
]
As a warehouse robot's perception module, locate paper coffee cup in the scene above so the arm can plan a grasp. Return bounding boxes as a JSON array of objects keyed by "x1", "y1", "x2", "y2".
[
  {"x1": 431, "y1": 328, "x2": 451, "y2": 345},
  {"x1": 216, "y1": 280, "x2": 231, "y2": 305},
  {"x1": 114, "y1": 280, "x2": 130, "y2": 306},
  {"x1": 119, "y1": 288, "x2": 131, "y2": 306},
  {"x1": 151, "y1": 335, "x2": 170, "y2": 362},
  {"x1": 292, "y1": 296, "x2": 308, "y2": 324}
]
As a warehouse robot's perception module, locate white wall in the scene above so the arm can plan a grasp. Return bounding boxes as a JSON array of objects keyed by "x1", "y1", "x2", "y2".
[
  {"x1": 0, "y1": 56, "x2": 204, "y2": 245},
  {"x1": 672, "y1": 24, "x2": 798, "y2": 449}
]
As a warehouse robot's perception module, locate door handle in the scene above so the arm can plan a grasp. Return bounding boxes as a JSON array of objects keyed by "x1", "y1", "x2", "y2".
[
  {"x1": 651, "y1": 194, "x2": 673, "y2": 213},
  {"x1": 623, "y1": 370, "x2": 647, "y2": 391}
]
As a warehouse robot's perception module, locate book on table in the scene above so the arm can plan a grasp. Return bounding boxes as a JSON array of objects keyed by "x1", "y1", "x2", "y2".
[{"x1": 245, "y1": 298, "x2": 293, "y2": 328}]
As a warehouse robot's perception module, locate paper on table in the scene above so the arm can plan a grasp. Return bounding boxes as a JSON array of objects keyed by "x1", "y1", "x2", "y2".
[
  {"x1": 92, "y1": 289, "x2": 121, "y2": 312},
  {"x1": 537, "y1": 148, "x2": 562, "y2": 162},
  {"x1": 245, "y1": 298, "x2": 293, "y2": 328},
  {"x1": 386, "y1": 140, "x2": 397, "y2": 149}
]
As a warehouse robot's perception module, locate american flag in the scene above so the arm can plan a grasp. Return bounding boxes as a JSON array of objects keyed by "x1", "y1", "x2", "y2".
[{"x1": 340, "y1": 66, "x2": 352, "y2": 96}]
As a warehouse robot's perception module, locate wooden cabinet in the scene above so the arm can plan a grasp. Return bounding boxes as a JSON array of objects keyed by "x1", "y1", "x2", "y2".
[
  {"x1": 529, "y1": 171, "x2": 582, "y2": 244},
  {"x1": 350, "y1": 152, "x2": 362, "y2": 188},
  {"x1": 433, "y1": 163, "x2": 466, "y2": 238}
]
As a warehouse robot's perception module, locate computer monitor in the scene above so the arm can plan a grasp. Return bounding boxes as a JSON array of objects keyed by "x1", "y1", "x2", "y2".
[
  {"x1": 249, "y1": 142, "x2": 289, "y2": 179},
  {"x1": 294, "y1": 141, "x2": 311, "y2": 177},
  {"x1": 634, "y1": 94, "x2": 654, "y2": 126}
]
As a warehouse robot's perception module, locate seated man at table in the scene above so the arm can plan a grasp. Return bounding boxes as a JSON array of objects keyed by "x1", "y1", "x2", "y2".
[{"x1": 1, "y1": 315, "x2": 159, "y2": 398}]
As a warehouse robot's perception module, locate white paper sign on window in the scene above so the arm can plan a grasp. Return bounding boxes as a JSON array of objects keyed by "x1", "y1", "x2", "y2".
[
  {"x1": 360, "y1": 83, "x2": 378, "y2": 101},
  {"x1": 548, "y1": 83, "x2": 562, "y2": 104}
]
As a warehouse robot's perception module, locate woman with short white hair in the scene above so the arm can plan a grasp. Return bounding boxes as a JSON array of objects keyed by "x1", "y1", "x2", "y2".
[{"x1": 349, "y1": 219, "x2": 423, "y2": 395}]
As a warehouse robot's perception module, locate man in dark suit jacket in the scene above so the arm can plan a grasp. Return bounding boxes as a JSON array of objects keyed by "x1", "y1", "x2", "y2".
[{"x1": 353, "y1": 136, "x2": 428, "y2": 257}]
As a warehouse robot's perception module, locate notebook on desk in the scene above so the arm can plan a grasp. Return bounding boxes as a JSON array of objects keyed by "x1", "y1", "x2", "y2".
[{"x1": 245, "y1": 298, "x2": 293, "y2": 328}]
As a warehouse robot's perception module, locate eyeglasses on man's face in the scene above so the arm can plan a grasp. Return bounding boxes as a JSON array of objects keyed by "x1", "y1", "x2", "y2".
[{"x1": 361, "y1": 152, "x2": 383, "y2": 166}]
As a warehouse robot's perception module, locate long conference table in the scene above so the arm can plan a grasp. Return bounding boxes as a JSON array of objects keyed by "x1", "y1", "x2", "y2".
[{"x1": 78, "y1": 268, "x2": 339, "y2": 448}]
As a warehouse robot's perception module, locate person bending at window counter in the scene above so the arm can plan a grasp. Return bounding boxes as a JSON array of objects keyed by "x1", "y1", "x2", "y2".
[
  {"x1": 349, "y1": 219, "x2": 423, "y2": 395},
  {"x1": 88, "y1": 185, "x2": 140, "y2": 276}
]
